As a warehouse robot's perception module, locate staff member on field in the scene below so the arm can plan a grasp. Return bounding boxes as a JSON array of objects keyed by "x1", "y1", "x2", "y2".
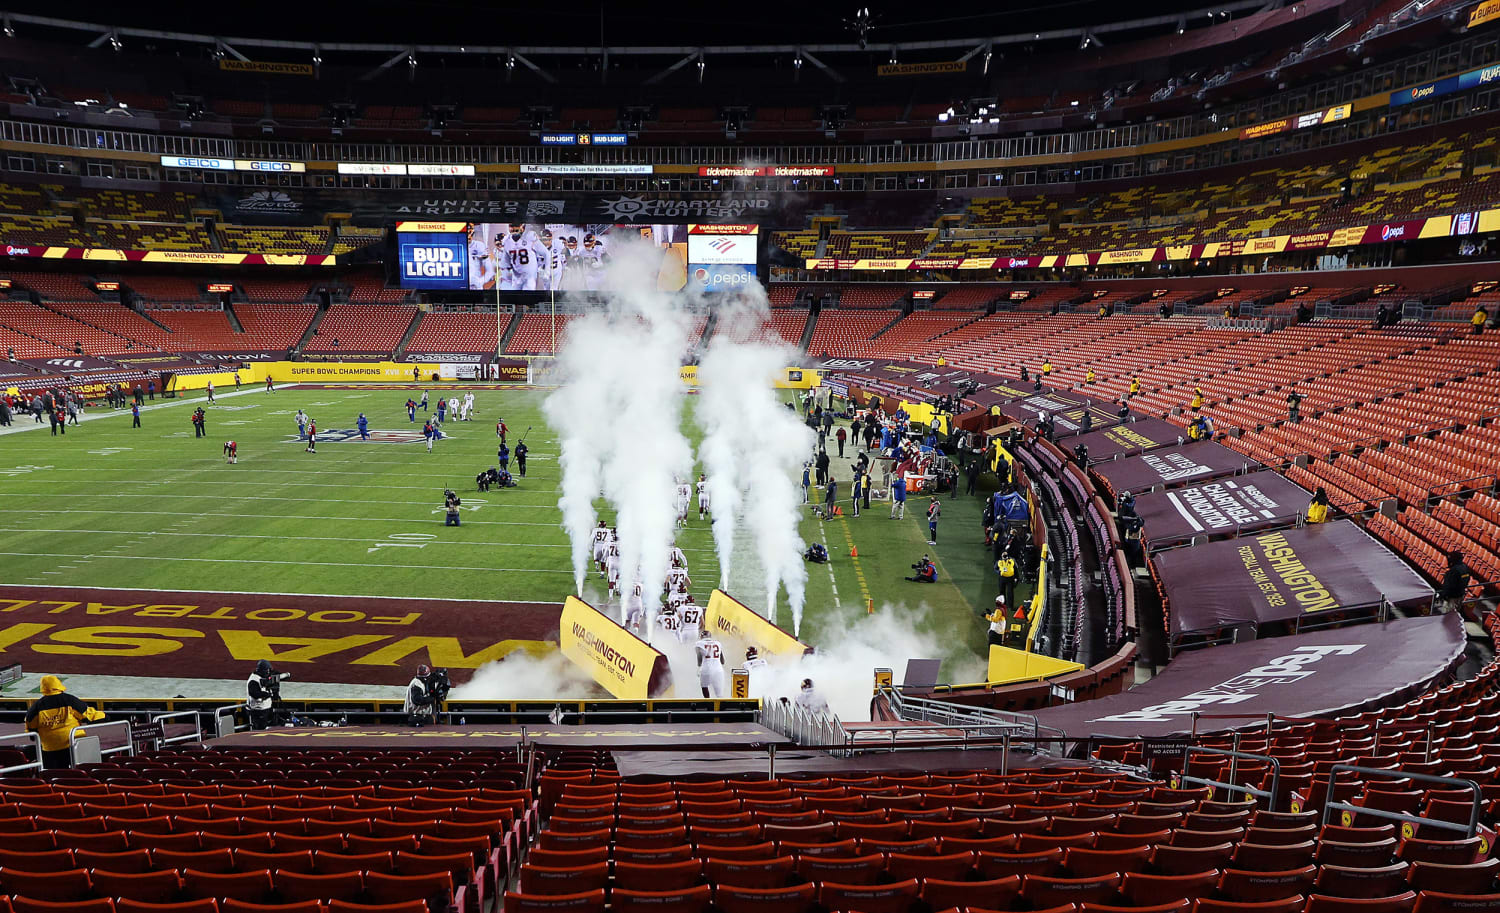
[{"x1": 26, "y1": 676, "x2": 104, "y2": 769}]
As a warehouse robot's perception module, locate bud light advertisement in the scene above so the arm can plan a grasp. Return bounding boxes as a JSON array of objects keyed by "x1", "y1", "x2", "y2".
[{"x1": 398, "y1": 231, "x2": 469, "y2": 289}]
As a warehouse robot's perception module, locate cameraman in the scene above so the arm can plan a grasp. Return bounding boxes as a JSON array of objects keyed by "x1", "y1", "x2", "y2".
[
  {"x1": 906, "y1": 554, "x2": 937, "y2": 583},
  {"x1": 444, "y1": 489, "x2": 462, "y2": 527},
  {"x1": 247, "y1": 660, "x2": 283, "y2": 730},
  {"x1": 404, "y1": 665, "x2": 450, "y2": 726}
]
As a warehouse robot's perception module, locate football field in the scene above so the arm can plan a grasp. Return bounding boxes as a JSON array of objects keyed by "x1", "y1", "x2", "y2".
[{"x1": 0, "y1": 383, "x2": 1012, "y2": 691}]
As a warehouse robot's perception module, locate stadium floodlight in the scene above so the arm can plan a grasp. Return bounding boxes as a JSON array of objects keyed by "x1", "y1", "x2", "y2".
[
  {"x1": 312, "y1": 46, "x2": 322, "y2": 66},
  {"x1": 887, "y1": 47, "x2": 897, "y2": 64},
  {"x1": 407, "y1": 53, "x2": 417, "y2": 68},
  {"x1": 3, "y1": 18, "x2": 14, "y2": 38},
  {"x1": 696, "y1": 53, "x2": 705, "y2": 82},
  {"x1": 1176, "y1": 18, "x2": 1185, "y2": 34},
  {"x1": 982, "y1": 47, "x2": 992, "y2": 74},
  {"x1": 506, "y1": 55, "x2": 516, "y2": 71},
  {"x1": 793, "y1": 52, "x2": 803, "y2": 69},
  {"x1": 108, "y1": 32, "x2": 121, "y2": 51}
]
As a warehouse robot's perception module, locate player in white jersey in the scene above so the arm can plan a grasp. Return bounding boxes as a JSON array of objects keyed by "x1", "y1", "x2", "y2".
[
  {"x1": 623, "y1": 582, "x2": 646, "y2": 633},
  {"x1": 468, "y1": 226, "x2": 497, "y2": 290},
  {"x1": 743, "y1": 646, "x2": 769, "y2": 693},
  {"x1": 665, "y1": 585, "x2": 689, "y2": 612},
  {"x1": 591, "y1": 521, "x2": 611, "y2": 569},
  {"x1": 679, "y1": 595, "x2": 704, "y2": 642},
  {"x1": 604, "y1": 546, "x2": 621, "y2": 596},
  {"x1": 578, "y1": 233, "x2": 608, "y2": 290},
  {"x1": 695, "y1": 632, "x2": 726, "y2": 698},
  {"x1": 665, "y1": 561, "x2": 691, "y2": 594},
  {"x1": 696, "y1": 474, "x2": 710, "y2": 519},
  {"x1": 537, "y1": 228, "x2": 569, "y2": 291},
  {"x1": 500, "y1": 225, "x2": 546, "y2": 291},
  {"x1": 668, "y1": 545, "x2": 686, "y2": 568},
  {"x1": 676, "y1": 480, "x2": 692, "y2": 527},
  {"x1": 655, "y1": 604, "x2": 682, "y2": 640}
]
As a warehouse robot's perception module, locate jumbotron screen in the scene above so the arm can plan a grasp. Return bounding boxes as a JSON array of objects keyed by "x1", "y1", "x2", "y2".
[{"x1": 396, "y1": 221, "x2": 758, "y2": 293}]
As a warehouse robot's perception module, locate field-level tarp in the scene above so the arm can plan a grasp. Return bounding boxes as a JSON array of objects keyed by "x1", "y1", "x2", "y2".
[
  {"x1": 1072, "y1": 418, "x2": 1185, "y2": 462},
  {"x1": 1032, "y1": 613, "x2": 1464, "y2": 738},
  {"x1": 1138, "y1": 470, "x2": 1310, "y2": 550},
  {"x1": 998, "y1": 392, "x2": 1123, "y2": 438},
  {"x1": 1093, "y1": 440, "x2": 1258, "y2": 495},
  {"x1": 1152, "y1": 519, "x2": 1434, "y2": 635}
]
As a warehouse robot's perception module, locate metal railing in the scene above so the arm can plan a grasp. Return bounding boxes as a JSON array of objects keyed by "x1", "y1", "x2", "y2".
[
  {"x1": 0, "y1": 733, "x2": 42, "y2": 776},
  {"x1": 151, "y1": 710, "x2": 204, "y2": 747},
  {"x1": 878, "y1": 683, "x2": 1063, "y2": 754},
  {"x1": 1176, "y1": 745, "x2": 1283, "y2": 812},
  {"x1": 1321, "y1": 765, "x2": 1484, "y2": 839},
  {"x1": 68, "y1": 719, "x2": 134, "y2": 767},
  {"x1": 759, "y1": 696, "x2": 847, "y2": 753}
]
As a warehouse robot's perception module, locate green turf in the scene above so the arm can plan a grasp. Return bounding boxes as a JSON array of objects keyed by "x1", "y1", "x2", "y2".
[{"x1": 0, "y1": 384, "x2": 1017, "y2": 671}]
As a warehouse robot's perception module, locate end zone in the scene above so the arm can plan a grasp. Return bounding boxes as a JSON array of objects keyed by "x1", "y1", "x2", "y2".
[{"x1": 0, "y1": 585, "x2": 562, "y2": 692}]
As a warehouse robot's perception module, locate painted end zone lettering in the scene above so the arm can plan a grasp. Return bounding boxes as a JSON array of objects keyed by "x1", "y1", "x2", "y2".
[{"x1": 0, "y1": 586, "x2": 560, "y2": 689}]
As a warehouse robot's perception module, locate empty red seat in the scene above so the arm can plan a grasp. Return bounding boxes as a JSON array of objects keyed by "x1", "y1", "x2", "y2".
[
  {"x1": 0, "y1": 868, "x2": 93, "y2": 903},
  {"x1": 363, "y1": 871, "x2": 454, "y2": 908},
  {"x1": 503, "y1": 890, "x2": 607, "y2": 913},
  {"x1": 1407, "y1": 859, "x2": 1500, "y2": 894},
  {"x1": 1194, "y1": 898, "x2": 1307, "y2": 913},
  {"x1": 795, "y1": 853, "x2": 885, "y2": 885},
  {"x1": 612, "y1": 886, "x2": 712, "y2": 913},
  {"x1": 275, "y1": 870, "x2": 365, "y2": 904},
  {"x1": 1413, "y1": 892, "x2": 1500, "y2": 913},
  {"x1": 713, "y1": 883, "x2": 816, "y2": 913},
  {"x1": 519, "y1": 863, "x2": 607, "y2": 896},
  {"x1": 91, "y1": 869, "x2": 183, "y2": 904},
  {"x1": 1304, "y1": 892, "x2": 1418, "y2": 913},
  {"x1": 920, "y1": 876, "x2": 1020, "y2": 911},
  {"x1": 181, "y1": 869, "x2": 275, "y2": 904},
  {"x1": 888, "y1": 851, "x2": 974, "y2": 881},
  {"x1": 815, "y1": 878, "x2": 920, "y2": 913},
  {"x1": 1218, "y1": 867, "x2": 1318, "y2": 902},
  {"x1": 702, "y1": 856, "x2": 795, "y2": 888},
  {"x1": 1123, "y1": 872, "x2": 1220, "y2": 906},
  {"x1": 613, "y1": 859, "x2": 702, "y2": 891}
]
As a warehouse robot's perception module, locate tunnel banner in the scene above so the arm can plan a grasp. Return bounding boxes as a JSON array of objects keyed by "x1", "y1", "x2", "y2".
[
  {"x1": 1071, "y1": 418, "x2": 1185, "y2": 462},
  {"x1": 1151, "y1": 520, "x2": 1434, "y2": 635}
]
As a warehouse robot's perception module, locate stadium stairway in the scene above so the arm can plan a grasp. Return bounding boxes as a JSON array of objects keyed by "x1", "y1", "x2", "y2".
[
  {"x1": 393, "y1": 310, "x2": 424, "y2": 361},
  {"x1": 296, "y1": 303, "x2": 331, "y2": 353},
  {"x1": 498, "y1": 313, "x2": 522, "y2": 355},
  {"x1": 221, "y1": 301, "x2": 244, "y2": 333},
  {"x1": 798, "y1": 311, "x2": 817, "y2": 354}
]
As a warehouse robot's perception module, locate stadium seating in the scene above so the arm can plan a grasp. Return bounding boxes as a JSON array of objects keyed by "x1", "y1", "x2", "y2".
[
  {"x1": 304, "y1": 305, "x2": 418, "y2": 354},
  {"x1": 407, "y1": 312, "x2": 513, "y2": 354},
  {"x1": 232, "y1": 305, "x2": 318, "y2": 352}
]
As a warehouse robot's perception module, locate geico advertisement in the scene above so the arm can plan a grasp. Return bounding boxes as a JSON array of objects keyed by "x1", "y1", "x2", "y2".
[
  {"x1": 705, "y1": 589, "x2": 810, "y2": 657},
  {"x1": 558, "y1": 596, "x2": 670, "y2": 699}
]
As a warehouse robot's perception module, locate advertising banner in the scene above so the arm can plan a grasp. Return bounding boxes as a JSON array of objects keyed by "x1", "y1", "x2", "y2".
[
  {"x1": 998, "y1": 392, "x2": 1120, "y2": 437},
  {"x1": 558, "y1": 596, "x2": 670, "y2": 699},
  {"x1": 1136, "y1": 470, "x2": 1310, "y2": 550},
  {"x1": 688, "y1": 233, "x2": 757, "y2": 264},
  {"x1": 1070, "y1": 418, "x2": 1185, "y2": 462},
  {"x1": 705, "y1": 590, "x2": 811, "y2": 658},
  {"x1": 1093, "y1": 440, "x2": 1257, "y2": 495},
  {"x1": 1153, "y1": 519, "x2": 1434, "y2": 634},
  {"x1": 689, "y1": 263, "x2": 759, "y2": 292},
  {"x1": 1031, "y1": 614, "x2": 1464, "y2": 738},
  {"x1": 397, "y1": 229, "x2": 469, "y2": 289}
]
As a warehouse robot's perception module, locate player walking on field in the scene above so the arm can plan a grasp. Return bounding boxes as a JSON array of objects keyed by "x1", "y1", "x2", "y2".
[
  {"x1": 695, "y1": 631, "x2": 726, "y2": 698},
  {"x1": 697, "y1": 474, "x2": 710, "y2": 519},
  {"x1": 223, "y1": 440, "x2": 237, "y2": 464}
]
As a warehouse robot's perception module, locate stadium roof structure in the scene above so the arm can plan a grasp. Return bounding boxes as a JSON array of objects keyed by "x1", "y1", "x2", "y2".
[{"x1": 2, "y1": 0, "x2": 1274, "y2": 82}]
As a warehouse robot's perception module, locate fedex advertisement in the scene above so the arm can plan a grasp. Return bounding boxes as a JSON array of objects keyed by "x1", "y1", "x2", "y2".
[{"x1": 398, "y1": 230, "x2": 469, "y2": 289}]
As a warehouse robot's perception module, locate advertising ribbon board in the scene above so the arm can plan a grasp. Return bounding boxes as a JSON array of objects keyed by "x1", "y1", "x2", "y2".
[
  {"x1": 1152, "y1": 519, "x2": 1435, "y2": 635},
  {"x1": 558, "y1": 596, "x2": 671, "y2": 699},
  {"x1": 1136, "y1": 470, "x2": 1311, "y2": 550},
  {"x1": 705, "y1": 590, "x2": 811, "y2": 658}
]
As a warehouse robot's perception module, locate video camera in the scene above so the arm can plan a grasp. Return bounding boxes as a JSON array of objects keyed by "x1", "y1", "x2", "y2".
[
  {"x1": 911, "y1": 555, "x2": 932, "y2": 571},
  {"x1": 263, "y1": 670, "x2": 292, "y2": 695},
  {"x1": 425, "y1": 667, "x2": 452, "y2": 702}
]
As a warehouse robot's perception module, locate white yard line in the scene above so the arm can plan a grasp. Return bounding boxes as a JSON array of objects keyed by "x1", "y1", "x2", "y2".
[{"x1": 0, "y1": 385, "x2": 279, "y2": 436}]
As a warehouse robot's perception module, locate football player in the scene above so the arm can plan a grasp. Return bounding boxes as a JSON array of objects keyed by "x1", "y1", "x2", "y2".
[
  {"x1": 695, "y1": 630, "x2": 726, "y2": 698},
  {"x1": 468, "y1": 224, "x2": 496, "y2": 290}
]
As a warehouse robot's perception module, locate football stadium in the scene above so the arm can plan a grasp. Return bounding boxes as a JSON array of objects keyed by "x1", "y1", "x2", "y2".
[{"x1": 0, "y1": 1, "x2": 1497, "y2": 911}]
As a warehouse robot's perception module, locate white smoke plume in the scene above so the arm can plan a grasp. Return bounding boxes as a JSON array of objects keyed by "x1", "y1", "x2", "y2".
[
  {"x1": 545, "y1": 237, "x2": 695, "y2": 633},
  {"x1": 451, "y1": 647, "x2": 597, "y2": 701},
  {"x1": 697, "y1": 299, "x2": 817, "y2": 631}
]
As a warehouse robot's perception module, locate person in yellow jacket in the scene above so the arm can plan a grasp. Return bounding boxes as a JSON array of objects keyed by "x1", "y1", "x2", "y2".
[
  {"x1": 25, "y1": 676, "x2": 104, "y2": 769},
  {"x1": 1041, "y1": 360, "x2": 1053, "y2": 376},
  {"x1": 1190, "y1": 387, "x2": 1204, "y2": 411},
  {"x1": 1473, "y1": 306, "x2": 1489, "y2": 335},
  {"x1": 996, "y1": 554, "x2": 1018, "y2": 606},
  {"x1": 1306, "y1": 487, "x2": 1331, "y2": 524},
  {"x1": 1085, "y1": 368, "x2": 1097, "y2": 384},
  {"x1": 1129, "y1": 376, "x2": 1142, "y2": 398}
]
